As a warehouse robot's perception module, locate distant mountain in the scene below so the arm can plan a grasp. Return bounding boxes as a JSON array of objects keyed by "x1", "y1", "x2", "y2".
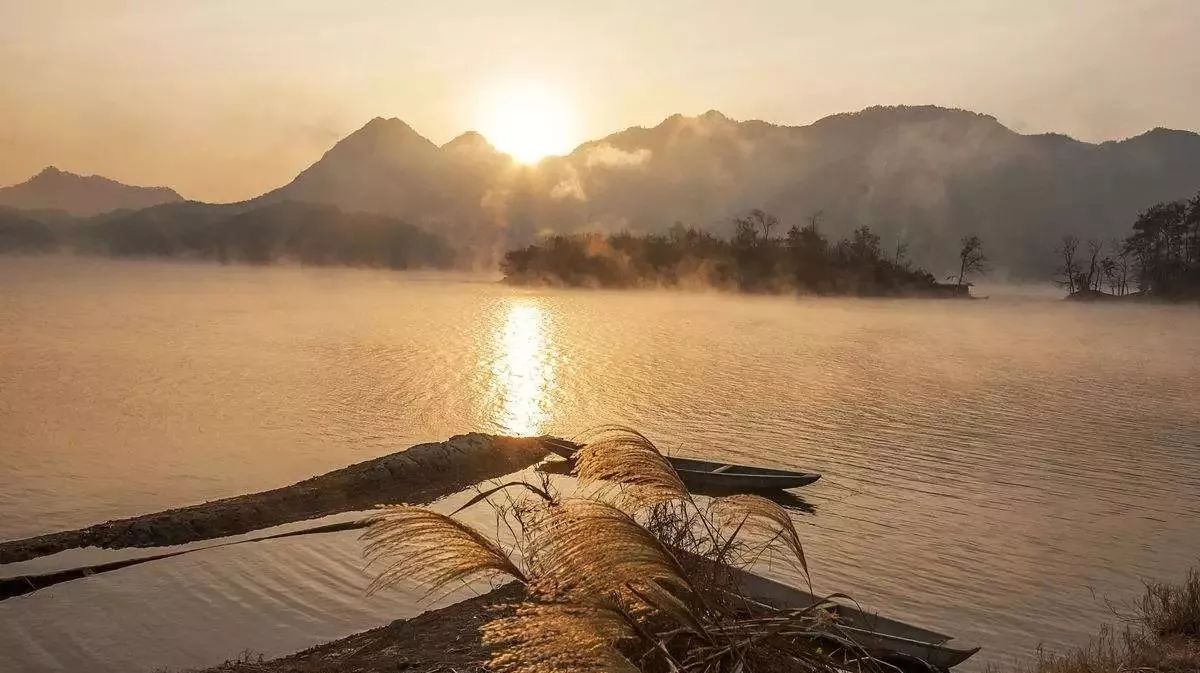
[
  {"x1": 0, "y1": 167, "x2": 183, "y2": 217},
  {"x1": 254, "y1": 106, "x2": 1200, "y2": 276},
  {"x1": 252, "y1": 117, "x2": 518, "y2": 266},
  {"x1": 0, "y1": 206, "x2": 57, "y2": 253},
  {"x1": 82, "y1": 200, "x2": 454, "y2": 269}
]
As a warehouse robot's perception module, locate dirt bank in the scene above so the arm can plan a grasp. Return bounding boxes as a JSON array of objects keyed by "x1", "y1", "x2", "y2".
[
  {"x1": 204, "y1": 584, "x2": 521, "y2": 673},
  {"x1": 0, "y1": 434, "x2": 550, "y2": 564}
]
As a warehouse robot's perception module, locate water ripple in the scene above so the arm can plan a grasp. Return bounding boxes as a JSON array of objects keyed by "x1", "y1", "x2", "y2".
[{"x1": 1, "y1": 259, "x2": 1199, "y2": 672}]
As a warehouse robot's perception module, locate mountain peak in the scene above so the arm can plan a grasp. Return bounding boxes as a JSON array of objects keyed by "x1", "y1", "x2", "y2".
[
  {"x1": 329, "y1": 117, "x2": 437, "y2": 159},
  {"x1": 1140, "y1": 126, "x2": 1196, "y2": 140},
  {"x1": 657, "y1": 110, "x2": 734, "y2": 126},
  {"x1": 813, "y1": 105, "x2": 1002, "y2": 128},
  {"x1": 442, "y1": 131, "x2": 495, "y2": 152},
  {"x1": 363, "y1": 115, "x2": 409, "y2": 129},
  {"x1": 1104, "y1": 126, "x2": 1200, "y2": 152},
  {"x1": 0, "y1": 167, "x2": 182, "y2": 216},
  {"x1": 357, "y1": 116, "x2": 425, "y2": 138},
  {"x1": 253, "y1": 105, "x2": 1199, "y2": 280}
]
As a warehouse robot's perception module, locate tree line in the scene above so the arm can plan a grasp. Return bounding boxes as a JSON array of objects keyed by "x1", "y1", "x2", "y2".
[
  {"x1": 1056, "y1": 190, "x2": 1200, "y2": 298},
  {"x1": 0, "y1": 200, "x2": 457, "y2": 270},
  {"x1": 502, "y1": 209, "x2": 986, "y2": 297}
]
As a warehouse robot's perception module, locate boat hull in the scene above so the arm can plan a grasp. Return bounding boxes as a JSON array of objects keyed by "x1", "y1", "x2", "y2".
[
  {"x1": 541, "y1": 439, "x2": 821, "y2": 492},
  {"x1": 730, "y1": 568, "x2": 980, "y2": 670},
  {"x1": 677, "y1": 469, "x2": 820, "y2": 490}
]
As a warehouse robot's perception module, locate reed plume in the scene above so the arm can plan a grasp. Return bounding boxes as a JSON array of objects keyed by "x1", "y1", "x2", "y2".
[
  {"x1": 713, "y1": 494, "x2": 809, "y2": 579},
  {"x1": 361, "y1": 506, "x2": 526, "y2": 598},
  {"x1": 528, "y1": 498, "x2": 695, "y2": 606},
  {"x1": 359, "y1": 427, "x2": 871, "y2": 673},
  {"x1": 573, "y1": 425, "x2": 687, "y2": 508},
  {"x1": 483, "y1": 602, "x2": 639, "y2": 673}
]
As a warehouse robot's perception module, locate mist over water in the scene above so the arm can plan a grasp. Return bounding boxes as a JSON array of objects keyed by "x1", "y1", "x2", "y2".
[{"x1": 2, "y1": 257, "x2": 1198, "y2": 672}]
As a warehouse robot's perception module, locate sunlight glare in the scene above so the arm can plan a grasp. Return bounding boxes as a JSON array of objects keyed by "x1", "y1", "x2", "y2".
[
  {"x1": 491, "y1": 300, "x2": 555, "y2": 436},
  {"x1": 480, "y1": 81, "x2": 576, "y2": 163}
]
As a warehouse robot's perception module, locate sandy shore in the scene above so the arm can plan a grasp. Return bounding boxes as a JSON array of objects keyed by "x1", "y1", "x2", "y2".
[{"x1": 0, "y1": 433, "x2": 550, "y2": 564}]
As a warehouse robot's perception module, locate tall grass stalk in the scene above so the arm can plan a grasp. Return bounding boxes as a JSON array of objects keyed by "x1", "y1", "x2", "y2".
[
  {"x1": 362, "y1": 426, "x2": 879, "y2": 673},
  {"x1": 1015, "y1": 568, "x2": 1200, "y2": 673}
]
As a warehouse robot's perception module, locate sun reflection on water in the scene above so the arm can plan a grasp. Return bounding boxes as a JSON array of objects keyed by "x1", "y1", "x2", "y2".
[{"x1": 491, "y1": 300, "x2": 555, "y2": 436}]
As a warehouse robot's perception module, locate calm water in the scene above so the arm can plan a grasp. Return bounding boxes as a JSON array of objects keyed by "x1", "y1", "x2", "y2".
[{"x1": 2, "y1": 257, "x2": 1198, "y2": 672}]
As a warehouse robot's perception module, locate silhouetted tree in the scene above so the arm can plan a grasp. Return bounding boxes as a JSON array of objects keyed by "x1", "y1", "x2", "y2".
[
  {"x1": 1125, "y1": 199, "x2": 1193, "y2": 295},
  {"x1": 1083, "y1": 239, "x2": 1103, "y2": 292},
  {"x1": 1056, "y1": 235, "x2": 1081, "y2": 293},
  {"x1": 1114, "y1": 244, "x2": 1133, "y2": 296},
  {"x1": 954, "y1": 235, "x2": 987, "y2": 287},
  {"x1": 1056, "y1": 190, "x2": 1200, "y2": 298},
  {"x1": 893, "y1": 240, "x2": 910, "y2": 269},
  {"x1": 786, "y1": 213, "x2": 830, "y2": 291},
  {"x1": 731, "y1": 209, "x2": 785, "y2": 291},
  {"x1": 1101, "y1": 256, "x2": 1118, "y2": 294},
  {"x1": 1187, "y1": 194, "x2": 1200, "y2": 267},
  {"x1": 501, "y1": 209, "x2": 946, "y2": 297},
  {"x1": 848, "y1": 226, "x2": 882, "y2": 263}
]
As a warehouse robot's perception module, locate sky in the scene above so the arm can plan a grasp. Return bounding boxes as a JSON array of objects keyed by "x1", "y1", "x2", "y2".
[{"x1": 2, "y1": 0, "x2": 1198, "y2": 202}]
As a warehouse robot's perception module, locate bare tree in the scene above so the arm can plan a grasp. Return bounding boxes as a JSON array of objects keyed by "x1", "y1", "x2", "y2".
[
  {"x1": 954, "y1": 235, "x2": 987, "y2": 287},
  {"x1": 1103, "y1": 237, "x2": 1133, "y2": 296},
  {"x1": 893, "y1": 239, "x2": 910, "y2": 268},
  {"x1": 746, "y1": 209, "x2": 779, "y2": 240},
  {"x1": 1055, "y1": 235, "x2": 1081, "y2": 293},
  {"x1": 1101, "y1": 256, "x2": 1118, "y2": 294},
  {"x1": 1084, "y1": 239, "x2": 1103, "y2": 292}
]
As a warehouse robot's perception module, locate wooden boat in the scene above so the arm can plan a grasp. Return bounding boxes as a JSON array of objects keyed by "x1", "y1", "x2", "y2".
[
  {"x1": 668, "y1": 456, "x2": 821, "y2": 490},
  {"x1": 731, "y1": 567, "x2": 981, "y2": 670},
  {"x1": 541, "y1": 439, "x2": 821, "y2": 491}
]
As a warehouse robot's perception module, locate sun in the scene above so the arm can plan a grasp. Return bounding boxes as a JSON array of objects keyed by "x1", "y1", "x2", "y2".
[{"x1": 480, "y1": 81, "x2": 576, "y2": 164}]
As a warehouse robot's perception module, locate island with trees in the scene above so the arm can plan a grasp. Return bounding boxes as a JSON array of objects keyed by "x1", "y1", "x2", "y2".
[
  {"x1": 502, "y1": 210, "x2": 985, "y2": 298},
  {"x1": 1055, "y1": 190, "x2": 1200, "y2": 301}
]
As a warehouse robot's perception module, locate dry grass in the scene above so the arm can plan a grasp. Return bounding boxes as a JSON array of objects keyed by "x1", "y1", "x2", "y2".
[
  {"x1": 362, "y1": 507, "x2": 525, "y2": 599},
  {"x1": 526, "y1": 498, "x2": 694, "y2": 605},
  {"x1": 362, "y1": 426, "x2": 873, "y2": 673},
  {"x1": 1014, "y1": 568, "x2": 1200, "y2": 673},
  {"x1": 483, "y1": 602, "x2": 639, "y2": 673},
  {"x1": 713, "y1": 494, "x2": 809, "y2": 581},
  {"x1": 573, "y1": 425, "x2": 688, "y2": 508},
  {"x1": 1141, "y1": 567, "x2": 1200, "y2": 642}
]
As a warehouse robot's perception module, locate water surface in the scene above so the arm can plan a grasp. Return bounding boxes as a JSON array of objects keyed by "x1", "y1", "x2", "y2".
[{"x1": 2, "y1": 257, "x2": 1198, "y2": 671}]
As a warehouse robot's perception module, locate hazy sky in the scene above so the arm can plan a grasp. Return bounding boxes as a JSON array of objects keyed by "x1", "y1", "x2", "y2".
[{"x1": 2, "y1": 1, "x2": 1198, "y2": 202}]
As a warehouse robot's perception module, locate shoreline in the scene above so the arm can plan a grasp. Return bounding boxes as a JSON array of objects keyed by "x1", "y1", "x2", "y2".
[
  {"x1": 3, "y1": 432, "x2": 1195, "y2": 673},
  {"x1": 503, "y1": 276, "x2": 977, "y2": 300},
  {"x1": 0, "y1": 433, "x2": 549, "y2": 564},
  {"x1": 202, "y1": 584, "x2": 522, "y2": 673}
]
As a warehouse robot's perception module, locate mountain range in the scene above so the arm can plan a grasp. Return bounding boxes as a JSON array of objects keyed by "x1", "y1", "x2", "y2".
[
  {"x1": 4, "y1": 105, "x2": 1200, "y2": 276},
  {"x1": 0, "y1": 166, "x2": 182, "y2": 217}
]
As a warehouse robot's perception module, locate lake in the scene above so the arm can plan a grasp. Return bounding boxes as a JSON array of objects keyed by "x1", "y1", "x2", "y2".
[{"x1": 1, "y1": 256, "x2": 1198, "y2": 672}]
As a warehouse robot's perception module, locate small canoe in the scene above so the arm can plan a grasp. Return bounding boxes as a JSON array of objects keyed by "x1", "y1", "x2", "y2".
[
  {"x1": 542, "y1": 439, "x2": 821, "y2": 491},
  {"x1": 731, "y1": 568, "x2": 981, "y2": 670}
]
